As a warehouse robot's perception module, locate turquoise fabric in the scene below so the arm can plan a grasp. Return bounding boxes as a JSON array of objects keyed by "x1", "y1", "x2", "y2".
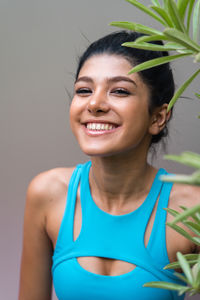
[{"x1": 52, "y1": 161, "x2": 185, "y2": 300}]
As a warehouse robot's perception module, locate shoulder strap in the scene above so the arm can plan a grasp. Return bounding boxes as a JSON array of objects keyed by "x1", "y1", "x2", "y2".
[
  {"x1": 146, "y1": 172, "x2": 173, "y2": 267},
  {"x1": 54, "y1": 164, "x2": 82, "y2": 249}
]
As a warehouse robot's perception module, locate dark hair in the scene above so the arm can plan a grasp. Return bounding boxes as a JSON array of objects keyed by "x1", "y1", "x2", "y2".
[{"x1": 75, "y1": 31, "x2": 175, "y2": 145}]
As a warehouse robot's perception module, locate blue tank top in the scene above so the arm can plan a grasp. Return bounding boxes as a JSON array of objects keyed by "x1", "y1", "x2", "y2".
[{"x1": 52, "y1": 161, "x2": 185, "y2": 300}]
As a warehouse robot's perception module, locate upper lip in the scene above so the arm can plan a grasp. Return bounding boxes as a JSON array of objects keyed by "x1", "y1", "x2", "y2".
[{"x1": 82, "y1": 120, "x2": 119, "y2": 126}]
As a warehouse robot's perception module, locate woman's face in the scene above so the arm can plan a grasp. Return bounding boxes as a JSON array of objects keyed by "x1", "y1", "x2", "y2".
[{"x1": 70, "y1": 54, "x2": 154, "y2": 157}]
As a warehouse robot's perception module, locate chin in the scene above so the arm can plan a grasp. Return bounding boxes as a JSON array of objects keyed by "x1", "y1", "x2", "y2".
[
  {"x1": 79, "y1": 144, "x2": 114, "y2": 157},
  {"x1": 81, "y1": 148, "x2": 113, "y2": 157},
  {"x1": 79, "y1": 145, "x2": 133, "y2": 158}
]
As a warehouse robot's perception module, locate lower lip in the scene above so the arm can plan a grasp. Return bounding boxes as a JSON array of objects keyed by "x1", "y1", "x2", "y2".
[{"x1": 82, "y1": 125, "x2": 120, "y2": 136}]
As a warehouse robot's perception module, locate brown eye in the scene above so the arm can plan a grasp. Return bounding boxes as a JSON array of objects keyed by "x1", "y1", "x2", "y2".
[
  {"x1": 112, "y1": 89, "x2": 131, "y2": 96},
  {"x1": 76, "y1": 88, "x2": 92, "y2": 95}
]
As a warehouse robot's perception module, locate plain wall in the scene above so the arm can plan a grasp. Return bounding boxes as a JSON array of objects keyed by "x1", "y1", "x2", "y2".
[{"x1": 1, "y1": 0, "x2": 199, "y2": 299}]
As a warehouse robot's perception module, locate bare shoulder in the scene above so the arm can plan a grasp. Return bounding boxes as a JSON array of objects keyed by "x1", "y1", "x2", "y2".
[
  {"x1": 26, "y1": 166, "x2": 76, "y2": 210},
  {"x1": 168, "y1": 183, "x2": 200, "y2": 254},
  {"x1": 169, "y1": 183, "x2": 200, "y2": 211},
  {"x1": 19, "y1": 167, "x2": 76, "y2": 299}
]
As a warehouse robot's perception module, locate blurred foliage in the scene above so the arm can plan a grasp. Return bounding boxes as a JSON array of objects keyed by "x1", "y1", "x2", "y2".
[
  {"x1": 110, "y1": 0, "x2": 200, "y2": 112},
  {"x1": 110, "y1": 0, "x2": 200, "y2": 296}
]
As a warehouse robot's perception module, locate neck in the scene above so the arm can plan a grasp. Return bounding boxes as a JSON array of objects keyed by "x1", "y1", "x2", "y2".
[{"x1": 89, "y1": 150, "x2": 157, "y2": 212}]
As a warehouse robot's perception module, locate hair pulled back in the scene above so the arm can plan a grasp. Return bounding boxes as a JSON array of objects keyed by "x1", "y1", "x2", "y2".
[{"x1": 75, "y1": 31, "x2": 175, "y2": 146}]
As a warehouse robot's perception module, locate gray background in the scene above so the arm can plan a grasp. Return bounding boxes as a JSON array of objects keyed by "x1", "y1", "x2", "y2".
[{"x1": 1, "y1": 0, "x2": 199, "y2": 299}]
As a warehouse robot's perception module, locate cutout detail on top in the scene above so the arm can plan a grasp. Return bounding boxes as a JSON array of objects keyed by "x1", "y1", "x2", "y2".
[{"x1": 76, "y1": 256, "x2": 136, "y2": 276}]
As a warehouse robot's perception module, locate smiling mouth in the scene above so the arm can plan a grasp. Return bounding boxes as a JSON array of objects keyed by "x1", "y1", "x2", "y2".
[
  {"x1": 83, "y1": 122, "x2": 119, "y2": 135},
  {"x1": 86, "y1": 123, "x2": 117, "y2": 131}
]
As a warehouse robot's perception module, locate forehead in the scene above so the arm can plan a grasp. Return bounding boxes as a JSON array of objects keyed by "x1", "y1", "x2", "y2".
[{"x1": 77, "y1": 54, "x2": 143, "y2": 85}]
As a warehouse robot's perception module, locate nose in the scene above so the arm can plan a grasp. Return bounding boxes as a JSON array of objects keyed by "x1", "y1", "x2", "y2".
[{"x1": 87, "y1": 90, "x2": 110, "y2": 114}]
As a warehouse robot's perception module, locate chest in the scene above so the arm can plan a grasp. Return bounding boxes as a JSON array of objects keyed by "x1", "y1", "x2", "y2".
[
  {"x1": 71, "y1": 194, "x2": 152, "y2": 276},
  {"x1": 47, "y1": 188, "x2": 192, "y2": 277}
]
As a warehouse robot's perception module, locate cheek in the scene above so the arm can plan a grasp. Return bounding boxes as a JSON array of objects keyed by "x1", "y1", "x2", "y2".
[
  {"x1": 69, "y1": 99, "x2": 85, "y2": 139},
  {"x1": 69, "y1": 100, "x2": 78, "y2": 132},
  {"x1": 69, "y1": 98, "x2": 79, "y2": 120},
  {"x1": 124, "y1": 102, "x2": 149, "y2": 124},
  {"x1": 69, "y1": 103, "x2": 73, "y2": 124},
  {"x1": 124, "y1": 107, "x2": 151, "y2": 137}
]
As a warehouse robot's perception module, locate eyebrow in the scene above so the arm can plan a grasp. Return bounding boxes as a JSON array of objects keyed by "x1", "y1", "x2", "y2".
[{"x1": 75, "y1": 76, "x2": 137, "y2": 87}]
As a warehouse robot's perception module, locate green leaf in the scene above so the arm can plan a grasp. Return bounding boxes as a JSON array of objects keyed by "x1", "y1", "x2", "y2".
[
  {"x1": 109, "y1": 21, "x2": 162, "y2": 36},
  {"x1": 151, "y1": 0, "x2": 161, "y2": 6},
  {"x1": 167, "y1": 0, "x2": 187, "y2": 33},
  {"x1": 180, "y1": 205, "x2": 200, "y2": 223},
  {"x1": 165, "y1": 41, "x2": 188, "y2": 50},
  {"x1": 161, "y1": 173, "x2": 200, "y2": 186},
  {"x1": 177, "y1": 0, "x2": 190, "y2": 21},
  {"x1": 165, "y1": 45, "x2": 193, "y2": 55},
  {"x1": 193, "y1": 0, "x2": 200, "y2": 43},
  {"x1": 167, "y1": 69, "x2": 200, "y2": 111},
  {"x1": 167, "y1": 223, "x2": 200, "y2": 246},
  {"x1": 164, "y1": 207, "x2": 180, "y2": 218},
  {"x1": 163, "y1": 151, "x2": 200, "y2": 169},
  {"x1": 134, "y1": 38, "x2": 191, "y2": 55},
  {"x1": 176, "y1": 49, "x2": 194, "y2": 55},
  {"x1": 184, "y1": 221, "x2": 200, "y2": 236},
  {"x1": 195, "y1": 93, "x2": 200, "y2": 99},
  {"x1": 164, "y1": 28, "x2": 200, "y2": 52},
  {"x1": 188, "y1": 288, "x2": 200, "y2": 296},
  {"x1": 193, "y1": 256, "x2": 200, "y2": 288},
  {"x1": 179, "y1": 206, "x2": 188, "y2": 211},
  {"x1": 193, "y1": 237, "x2": 200, "y2": 245},
  {"x1": 163, "y1": 0, "x2": 170, "y2": 10},
  {"x1": 164, "y1": 254, "x2": 199, "y2": 269},
  {"x1": 187, "y1": 0, "x2": 196, "y2": 32},
  {"x1": 177, "y1": 252, "x2": 194, "y2": 285},
  {"x1": 125, "y1": 0, "x2": 166, "y2": 25},
  {"x1": 143, "y1": 281, "x2": 188, "y2": 291},
  {"x1": 164, "y1": 42, "x2": 193, "y2": 55},
  {"x1": 169, "y1": 205, "x2": 200, "y2": 225},
  {"x1": 127, "y1": 53, "x2": 190, "y2": 74},
  {"x1": 180, "y1": 151, "x2": 200, "y2": 161},
  {"x1": 174, "y1": 272, "x2": 189, "y2": 284},
  {"x1": 122, "y1": 41, "x2": 179, "y2": 52},
  {"x1": 150, "y1": 6, "x2": 174, "y2": 27},
  {"x1": 195, "y1": 52, "x2": 200, "y2": 62},
  {"x1": 134, "y1": 34, "x2": 169, "y2": 43}
]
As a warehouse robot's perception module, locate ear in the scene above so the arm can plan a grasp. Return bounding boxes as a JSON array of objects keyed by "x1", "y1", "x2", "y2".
[{"x1": 149, "y1": 103, "x2": 171, "y2": 135}]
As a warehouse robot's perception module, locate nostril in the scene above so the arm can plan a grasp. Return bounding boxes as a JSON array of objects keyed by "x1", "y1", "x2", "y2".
[
  {"x1": 87, "y1": 100, "x2": 109, "y2": 114},
  {"x1": 88, "y1": 107, "x2": 106, "y2": 114}
]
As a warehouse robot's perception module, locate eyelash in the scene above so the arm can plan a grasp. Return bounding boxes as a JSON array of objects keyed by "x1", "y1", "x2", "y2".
[
  {"x1": 75, "y1": 88, "x2": 131, "y2": 96},
  {"x1": 111, "y1": 89, "x2": 131, "y2": 95},
  {"x1": 76, "y1": 88, "x2": 92, "y2": 95}
]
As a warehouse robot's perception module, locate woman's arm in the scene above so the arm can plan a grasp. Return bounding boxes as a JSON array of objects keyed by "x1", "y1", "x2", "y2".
[
  {"x1": 18, "y1": 174, "x2": 53, "y2": 300},
  {"x1": 167, "y1": 183, "x2": 200, "y2": 260}
]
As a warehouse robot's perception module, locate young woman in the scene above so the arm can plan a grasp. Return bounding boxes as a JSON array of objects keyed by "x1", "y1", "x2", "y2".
[{"x1": 19, "y1": 31, "x2": 200, "y2": 300}]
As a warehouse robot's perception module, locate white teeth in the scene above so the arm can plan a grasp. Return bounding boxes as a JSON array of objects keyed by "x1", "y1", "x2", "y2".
[{"x1": 86, "y1": 123, "x2": 116, "y2": 131}]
